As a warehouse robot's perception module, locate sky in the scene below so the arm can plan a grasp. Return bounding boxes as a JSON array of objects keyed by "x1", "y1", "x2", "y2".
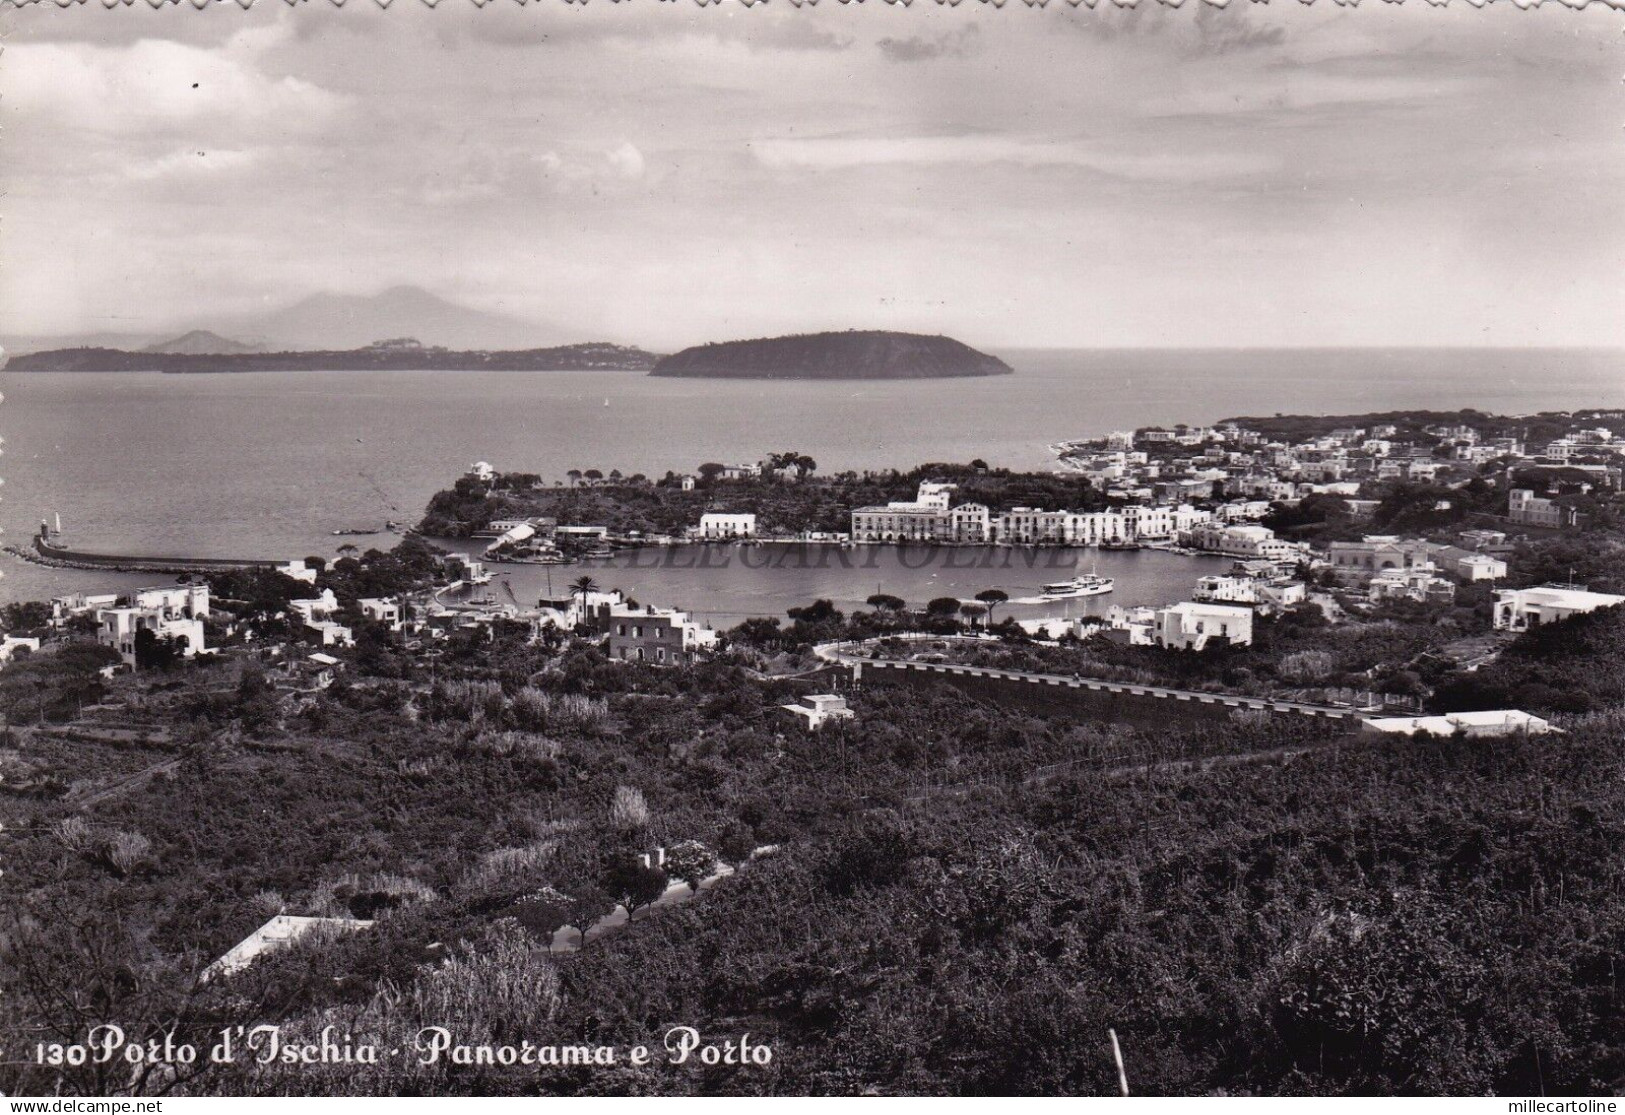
[{"x1": 2, "y1": 0, "x2": 1622, "y2": 351}]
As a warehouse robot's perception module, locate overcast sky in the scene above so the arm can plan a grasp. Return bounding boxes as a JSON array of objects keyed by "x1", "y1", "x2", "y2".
[{"x1": 2, "y1": 1, "x2": 1621, "y2": 351}]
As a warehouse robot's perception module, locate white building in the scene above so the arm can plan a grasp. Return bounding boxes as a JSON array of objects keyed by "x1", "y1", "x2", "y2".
[
  {"x1": 779, "y1": 693, "x2": 856, "y2": 730},
  {"x1": 1362, "y1": 710, "x2": 1554, "y2": 738},
  {"x1": 1153, "y1": 602, "x2": 1254, "y2": 650},
  {"x1": 604, "y1": 602, "x2": 718, "y2": 665},
  {"x1": 1493, "y1": 585, "x2": 1625, "y2": 632},
  {"x1": 1453, "y1": 553, "x2": 1509, "y2": 582},
  {"x1": 204, "y1": 915, "x2": 372, "y2": 982},
  {"x1": 697, "y1": 512, "x2": 758, "y2": 539},
  {"x1": 0, "y1": 636, "x2": 42, "y2": 664},
  {"x1": 1185, "y1": 522, "x2": 1303, "y2": 562},
  {"x1": 95, "y1": 584, "x2": 212, "y2": 667},
  {"x1": 1103, "y1": 605, "x2": 1158, "y2": 646},
  {"x1": 1368, "y1": 565, "x2": 1457, "y2": 604},
  {"x1": 850, "y1": 481, "x2": 958, "y2": 542},
  {"x1": 288, "y1": 589, "x2": 354, "y2": 647},
  {"x1": 358, "y1": 598, "x2": 403, "y2": 630},
  {"x1": 467, "y1": 461, "x2": 496, "y2": 482},
  {"x1": 276, "y1": 559, "x2": 320, "y2": 585},
  {"x1": 51, "y1": 592, "x2": 120, "y2": 628},
  {"x1": 1192, "y1": 575, "x2": 1306, "y2": 614},
  {"x1": 1508, "y1": 489, "x2": 1581, "y2": 529}
]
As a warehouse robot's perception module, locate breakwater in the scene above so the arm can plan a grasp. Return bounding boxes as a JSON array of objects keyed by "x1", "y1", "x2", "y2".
[{"x1": 26, "y1": 532, "x2": 282, "y2": 575}]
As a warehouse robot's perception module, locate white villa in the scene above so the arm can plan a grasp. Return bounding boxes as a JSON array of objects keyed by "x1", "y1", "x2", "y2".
[
  {"x1": 1153, "y1": 602, "x2": 1255, "y2": 650},
  {"x1": 780, "y1": 693, "x2": 856, "y2": 730},
  {"x1": 1492, "y1": 585, "x2": 1625, "y2": 632},
  {"x1": 96, "y1": 585, "x2": 211, "y2": 667}
]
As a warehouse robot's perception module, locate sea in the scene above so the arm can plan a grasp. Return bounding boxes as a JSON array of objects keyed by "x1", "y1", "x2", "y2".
[{"x1": 3, "y1": 347, "x2": 1621, "y2": 620}]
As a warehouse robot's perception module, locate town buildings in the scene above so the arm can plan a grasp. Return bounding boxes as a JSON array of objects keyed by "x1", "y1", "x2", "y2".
[
  {"x1": 849, "y1": 481, "x2": 1214, "y2": 546},
  {"x1": 1367, "y1": 565, "x2": 1458, "y2": 604}
]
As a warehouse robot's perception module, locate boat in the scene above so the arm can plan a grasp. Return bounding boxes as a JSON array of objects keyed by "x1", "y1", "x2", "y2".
[
  {"x1": 1040, "y1": 573, "x2": 1115, "y2": 599},
  {"x1": 1099, "y1": 540, "x2": 1143, "y2": 552}
]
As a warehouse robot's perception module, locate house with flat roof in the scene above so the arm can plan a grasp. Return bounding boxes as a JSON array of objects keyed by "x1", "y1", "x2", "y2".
[
  {"x1": 203, "y1": 915, "x2": 372, "y2": 982},
  {"x1": 779, "y1": 693, "x2": 855, "y2": 730},
  {"x1": 289, "y1": 589, "x2": 354, "y2": 647},
  {"x1": 1493, "y1": 585, "x2": 1625, "y2": 632},
  {"x1": 1153, "y1": 601, "x2": 1254, "y2": 650},
  {"x1": 1362, "y1": 710, "x2": 1554, "y2": 738}
]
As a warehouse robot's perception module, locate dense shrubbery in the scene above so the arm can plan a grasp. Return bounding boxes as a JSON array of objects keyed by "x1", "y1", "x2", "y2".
[
  {"x1": 6, "y1": 570, "x2": 1625, "y2": 1096},
  {"x1": 1434, "y1": 604, "x2": 1625, "y2": 714}
]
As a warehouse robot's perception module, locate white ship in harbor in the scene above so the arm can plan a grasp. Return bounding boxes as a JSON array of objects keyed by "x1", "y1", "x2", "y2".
[{"x1": 1039, "y1": 572, "x2": 1115, "y2": 600}]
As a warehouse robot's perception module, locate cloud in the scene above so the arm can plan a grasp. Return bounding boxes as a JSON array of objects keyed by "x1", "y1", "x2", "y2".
[
  {"x1": 754, "y1": 132, "x2": 1274, "y2": 182},
  {"x1": 1191, "y1": 3, "x2": 1286, "y2": 56},
  {"x1": 605, "y1": 142, "x2": 646, "y2": 181},
  {"x1": 876, "y1": 25, "x2": 980, "y2": 64},
  {"x1": 413, "y1": 144, "x2": 650, "y2": 205},
  {"x1": 125, "y1": 148, "x2": 260, "y2": 181},
  {"x1": 3, "y1": 28, "x2": 345, "y2": 139}
]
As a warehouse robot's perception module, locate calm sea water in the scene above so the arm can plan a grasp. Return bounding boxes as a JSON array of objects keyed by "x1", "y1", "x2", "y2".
[{"x1": 3, "y1": 348, "x2": 1620, "y2": 613}]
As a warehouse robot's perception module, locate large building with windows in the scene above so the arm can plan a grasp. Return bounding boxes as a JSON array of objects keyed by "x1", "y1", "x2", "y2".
[{"x1": 605, "y1": 603, "x2": 718, "y2": 665}]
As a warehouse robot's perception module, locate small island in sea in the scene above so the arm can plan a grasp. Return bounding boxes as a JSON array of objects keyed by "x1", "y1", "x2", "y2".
[
  {"x1": 649, "y1": 330, "x2": 1013, "y2": 380},
  {"x1": 2, "y1": 336, "x2": 660, "y2": 373}
]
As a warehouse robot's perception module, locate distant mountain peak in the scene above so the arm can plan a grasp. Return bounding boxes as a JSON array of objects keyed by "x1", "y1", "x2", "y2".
[
  {"x1": 205, "y1": 286, "x2": 567, "y2": 352},
  {"x1": 143, "y1": 329, "x2": 264, "y2": 356}
]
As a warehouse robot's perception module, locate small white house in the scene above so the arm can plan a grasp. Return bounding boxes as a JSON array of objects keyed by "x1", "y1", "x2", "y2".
[
  {"x1": 203, "y1": 915, "x2": 372, "y2": 982},
  {"x1": 276, "y1": 559, "x2": 320, "y2": 585},
  {"x1": 1153, "y1": 602, "x2": 1254, "y2": 650},
  {"x1": 358, "y1": 597, "x2": 403, "y2": 630},
  {"x1": 1453, "y1": 553, "x2": 1508, "y2": 582},
  {"x1": 0, "y1": 636, "x2": 42, "y2": 664},
  {"x1": 289, "y1": 589, "x2": 354, "y2": 647},
  {"x1": 779, "y1": 693, "x2": 855, "y2": 730},
  {"x1": 1362, "y1": 710, "x2": 1554, "y2": 738}
]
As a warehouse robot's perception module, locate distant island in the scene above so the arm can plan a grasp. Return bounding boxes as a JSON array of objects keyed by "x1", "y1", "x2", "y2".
[
  {"x1": 649, "y1": 330, "x2": 1013, "y2": 380},
  {"x1": 3, "y1": 337, "x2": 661, "y2": 373}
]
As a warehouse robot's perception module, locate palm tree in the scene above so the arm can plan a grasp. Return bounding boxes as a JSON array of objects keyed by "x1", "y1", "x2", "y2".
[
  {"x1": 570, "y1": 575, "x2": 599, "y2": 624},
  {"x1": 975, "y1": 588, "x2": 1009, "y2": 627}
]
